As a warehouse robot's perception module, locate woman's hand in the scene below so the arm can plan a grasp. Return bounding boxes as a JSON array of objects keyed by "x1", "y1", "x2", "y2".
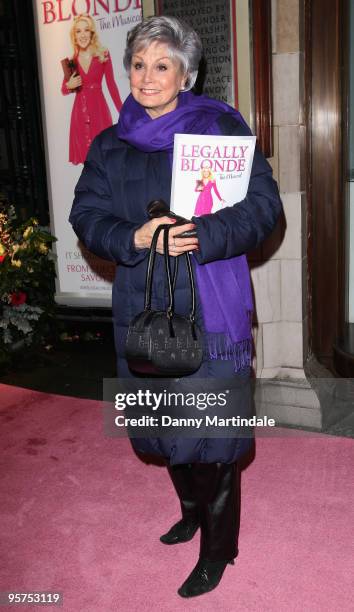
[
  {"x1": 66, "y1": 72, "x2": 82, "y2": 90},
  {"x1": 134, "y1": 217, "x2": 199, "y2": 257}
]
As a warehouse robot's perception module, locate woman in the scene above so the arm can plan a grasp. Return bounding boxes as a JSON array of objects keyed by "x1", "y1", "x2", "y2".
[
  {"x1": 194, "y1": 168, "x2": 225, "y2": 215},
  {"x1": 61, "y1": 14, "x2": 122, "y2": 165},
  {"x1": 69, "y1": 16, "x2": 282, "y2": 598}
]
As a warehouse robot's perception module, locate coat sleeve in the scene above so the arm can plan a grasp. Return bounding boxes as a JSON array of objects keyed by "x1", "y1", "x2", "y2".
[
  {"x1": 103, "y1": 51, "x2": 123, "y2": 112},
  {"x1": 61, "y1": 76, "x2": 73, "y2": 96},
  {"x1": 192, "y1": 119, "x2": 282, "y2": 264},
  {"x1": 69, "y1": 135, "x2": 148, "y2": 266},
  {"x1": 212, "y1": 180, "x2": 223, "y2": 201}
]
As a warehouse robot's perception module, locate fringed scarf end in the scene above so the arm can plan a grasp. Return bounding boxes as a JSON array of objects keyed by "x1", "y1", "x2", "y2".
[{"x1": 204, "y1": 333, "x2": 253, "y2": 373}]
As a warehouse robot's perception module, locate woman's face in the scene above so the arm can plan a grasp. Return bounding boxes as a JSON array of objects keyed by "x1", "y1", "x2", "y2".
[
  {"x1": 74, "y1": 20, "x2": 92, "y2": 50},
  {"x1": 202, "y1": 169, "x2": 211, "y2": 179},
  {"x1": 130, "y1": 41, "x2": 186, "y2": 119}
]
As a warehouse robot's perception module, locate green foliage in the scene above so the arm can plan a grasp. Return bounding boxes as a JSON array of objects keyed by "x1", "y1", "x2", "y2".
[{"x1": 0, "y1": 201, "x2": 57, "y2": 351}]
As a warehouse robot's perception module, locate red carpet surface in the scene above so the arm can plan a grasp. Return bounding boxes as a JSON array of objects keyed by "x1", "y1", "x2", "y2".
[{"x1": 0, "y1": 383, "x2": 354, "y2": 611}]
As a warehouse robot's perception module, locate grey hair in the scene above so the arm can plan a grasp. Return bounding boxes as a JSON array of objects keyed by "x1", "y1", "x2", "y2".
[{"x1": 123, "y1": 15, "x2": 202, "y2": 91}]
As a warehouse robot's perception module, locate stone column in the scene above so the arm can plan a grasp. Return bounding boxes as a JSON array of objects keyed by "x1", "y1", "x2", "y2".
[{"x1": 251, "y1": 0, "x2": 322, "y2": 428}]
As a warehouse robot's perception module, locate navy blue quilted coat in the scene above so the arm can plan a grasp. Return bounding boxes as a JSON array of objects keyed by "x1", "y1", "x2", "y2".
[{"x1": 69, "y1": 112, "x2": 282, "y2": 464}]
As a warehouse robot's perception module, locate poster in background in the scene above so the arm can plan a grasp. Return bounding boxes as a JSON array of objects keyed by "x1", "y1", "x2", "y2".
[
  {"x1": 151, "y1": 0, "x2": 254, "y2": 127},
  {"x1": 33, "y1": 1, "x2": 142, "y2": 306}
]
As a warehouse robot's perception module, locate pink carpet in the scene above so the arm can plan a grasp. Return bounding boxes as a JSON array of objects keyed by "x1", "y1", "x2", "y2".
[{"x1": 1, "y1": 383, "x2": 354, "y2": 611}]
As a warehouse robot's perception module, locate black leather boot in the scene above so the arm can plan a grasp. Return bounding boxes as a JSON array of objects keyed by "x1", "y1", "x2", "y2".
[
  {"x1": 194, "y1": 462, "x2": 240, "y2": 561},
  {"x1": 177, "y1": 462, "x2": 240, "y2": 597},
  {"x1": 160, "y1": 464, "x2": 200, "y2": 545},
  {"x1": 177, "y1": 558, "x2": 234, "y2": 598},
  {"x1": 160, "y1": 517, "x2": 200, "y2": 545}
]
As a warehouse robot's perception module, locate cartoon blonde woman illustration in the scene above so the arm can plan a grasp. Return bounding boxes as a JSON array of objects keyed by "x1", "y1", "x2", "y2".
[
  {"x1": 193, "y1": 168, "x2": 225, "y2": 216},
  {"x1": 61, "y1": 14, "x2": 123, "y2": 165}
]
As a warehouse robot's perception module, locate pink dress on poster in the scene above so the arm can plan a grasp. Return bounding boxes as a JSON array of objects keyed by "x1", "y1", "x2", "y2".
[
  {"x1": 61, "y1": 51, "x2": 122, "y2": 165},
  {"x1": 194, "y1": 179, "x2": 223, "y2": 216}
]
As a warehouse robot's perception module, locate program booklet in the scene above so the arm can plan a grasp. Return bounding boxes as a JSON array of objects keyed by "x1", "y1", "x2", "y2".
[{"x1": 170, "y1": 134, "x2": 257, "y2": 218}]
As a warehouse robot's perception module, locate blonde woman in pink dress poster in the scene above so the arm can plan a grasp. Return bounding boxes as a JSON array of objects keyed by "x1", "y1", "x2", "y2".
[
  {"x1": 61, "y1": 14, "x2": 123, "y2": 165},
  {"x1": 193, "y1": 168, "x2": 226, "y2": 215}
]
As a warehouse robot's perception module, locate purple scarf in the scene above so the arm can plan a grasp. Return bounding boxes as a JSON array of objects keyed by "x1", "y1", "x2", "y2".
[{"x1": 117, "y1": 92, "x2": 253, "y2": 371}]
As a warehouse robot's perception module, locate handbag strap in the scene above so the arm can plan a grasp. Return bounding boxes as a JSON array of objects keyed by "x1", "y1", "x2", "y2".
[
  {"x1": 162, "y1": 226, "x2": 197, "y2": 323},
  {"x1": 144, "y1": 225, "x2": 197, "y2": 323},
  {"x1": 144, "y1": 223, "x2": 166, "y2": 310},
  {"x1": 144, "y1": 224, "x2": 180, "y2": 310}
]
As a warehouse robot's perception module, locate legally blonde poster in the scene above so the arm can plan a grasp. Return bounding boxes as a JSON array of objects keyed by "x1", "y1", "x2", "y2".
[
  {"x1": 33, "y1": 1, "x2": 142, "y2": 306},
  {"x1": 170, "y1": 134, "x2": 256, "y2": 219}
]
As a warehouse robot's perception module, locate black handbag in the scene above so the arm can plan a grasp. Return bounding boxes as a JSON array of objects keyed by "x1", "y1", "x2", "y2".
[{"x1": 125, "y1": 224, "x2": 203, "y2": 376}]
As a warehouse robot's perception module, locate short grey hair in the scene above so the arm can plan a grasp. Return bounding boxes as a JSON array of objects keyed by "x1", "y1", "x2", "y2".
[{"x1": 123, "y1": 15, "x2": 203, "y2": 91}]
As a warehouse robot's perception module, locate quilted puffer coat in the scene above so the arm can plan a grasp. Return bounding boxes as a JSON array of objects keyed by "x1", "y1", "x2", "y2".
[{"x1": 69, "y1": 112, "x2": 282, "y2": 464}]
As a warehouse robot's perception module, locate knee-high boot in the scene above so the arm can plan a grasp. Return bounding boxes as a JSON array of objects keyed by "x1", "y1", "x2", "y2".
[
  {"x1": 167, "y1": 463, "x2": 199, "y2": 522},
  {"x1": 192, "y1": 462, "x2": 240, "y2": 561}
]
